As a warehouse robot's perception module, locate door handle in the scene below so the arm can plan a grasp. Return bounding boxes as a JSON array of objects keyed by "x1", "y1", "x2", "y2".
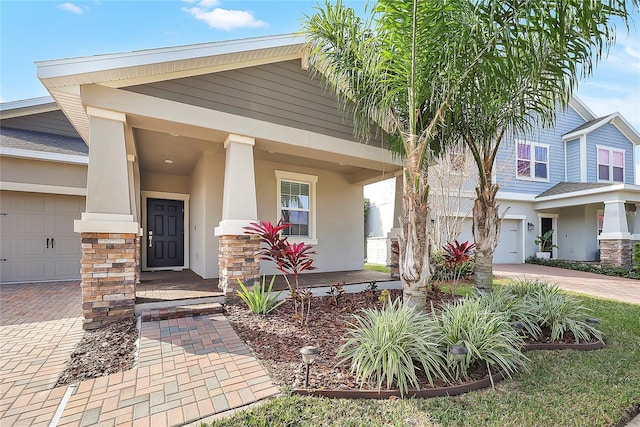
[
  {"x1": 46, "y1": 238, "x2": 49, "y2": 248},
  {"x1": 148, "y1": 231, "x2": 153, "y2": 248},
  {"x1": 51, "y1": 238, "x2": 55, "y2": 249}
]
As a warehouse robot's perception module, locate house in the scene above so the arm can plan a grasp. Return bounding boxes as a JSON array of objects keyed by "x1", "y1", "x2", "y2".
[
  {"x1": 0, "y1": 34, "x2": 403, "y2": 329},
  {"x1": 366, "y1": 97, "x2": 640, "y2": 267}
]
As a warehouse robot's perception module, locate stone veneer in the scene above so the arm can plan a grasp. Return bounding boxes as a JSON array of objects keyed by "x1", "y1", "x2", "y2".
[
  {"x1": 80, "y1": 233, "x2": 137, "y2": 330},
  {"x1": 389, "y1": 238, "x2": 400, "y2": 279},
  {"x1": 218, "y1": 235, "x2": 260, "y2": 299},
  {"x1": 599, "y1": 239, "x2": 631, "y2": 267}
]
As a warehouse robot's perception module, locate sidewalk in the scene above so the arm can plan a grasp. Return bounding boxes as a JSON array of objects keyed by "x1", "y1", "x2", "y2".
[{"x1": 0, "y1": 281, "x2": 280, "y2": 426}]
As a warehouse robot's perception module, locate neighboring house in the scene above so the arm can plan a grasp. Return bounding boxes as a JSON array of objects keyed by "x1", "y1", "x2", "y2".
[
  {"x1": 366, "y1": 97, "x2": 640, "y2": 266},
  {"x1": 0, "y1": 34, "x2": 402, "y2": 328}
]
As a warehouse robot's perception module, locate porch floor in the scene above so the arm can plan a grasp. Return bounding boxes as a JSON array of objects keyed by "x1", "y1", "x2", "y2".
[{"x1": 136, "y1": 269, "x2": 393, "y2": 303}]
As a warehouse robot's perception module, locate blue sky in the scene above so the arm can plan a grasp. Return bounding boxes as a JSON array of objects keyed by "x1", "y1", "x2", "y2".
[{"x1": 1, "y1": 1, "x2": 639, "y2": 129}]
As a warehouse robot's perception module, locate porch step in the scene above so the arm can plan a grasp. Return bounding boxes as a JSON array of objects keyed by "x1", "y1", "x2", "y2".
[{"x1": 141, "y1": 302, "x2": 224, "y2": 322}]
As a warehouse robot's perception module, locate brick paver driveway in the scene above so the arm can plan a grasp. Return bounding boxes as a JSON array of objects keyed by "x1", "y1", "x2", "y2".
[{"x1": 0, "y1": 281, "x2": 84, "y2": 425}]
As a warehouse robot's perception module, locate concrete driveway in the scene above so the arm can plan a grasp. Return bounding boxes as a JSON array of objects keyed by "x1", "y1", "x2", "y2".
[{"x1": 493, "y1": 263, "x2": 640, "y2": 305}]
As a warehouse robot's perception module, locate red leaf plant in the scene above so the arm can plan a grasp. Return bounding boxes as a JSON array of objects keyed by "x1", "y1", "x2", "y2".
[
  {"x1": 244, "y1": 220, "x2": 317, "y2": 324},
  {"x1": 442, "y1": 240, "x2": 476, "y2": 295}
]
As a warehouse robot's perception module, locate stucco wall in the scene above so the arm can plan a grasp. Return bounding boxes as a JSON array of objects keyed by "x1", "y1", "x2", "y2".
[
  {"x1": 141, "y1": 172, "x2": 190, "y2": 194},
  {"x1": 255, "y1": 159, "x2": 364, "y2": 275},
  {"x1": 555, "y1": 204, "x2": 599, "y2": 261},
  {"x1": 0, "y1": 157, "x2": 87, "y2": 189}
]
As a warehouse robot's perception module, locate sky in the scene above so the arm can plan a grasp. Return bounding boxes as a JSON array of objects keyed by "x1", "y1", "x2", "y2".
[{"x1": 1, "y1": 0, "x2": 639, "y2": 129}]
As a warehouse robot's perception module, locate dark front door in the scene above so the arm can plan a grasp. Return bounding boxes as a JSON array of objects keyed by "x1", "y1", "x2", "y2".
[{"x1": 147, "y1": 198, "x2": 184, "y2": 268}]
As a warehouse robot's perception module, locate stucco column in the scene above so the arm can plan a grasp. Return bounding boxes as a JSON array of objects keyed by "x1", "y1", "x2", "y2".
[
  {"x1": 599, "y1": 200, "x2": 631, "y2": 266},
  {"x1": 75, "y1": 107, "x2": 139, "y2": 329},
  {"x1": 215, "y1": 134, "x2": 260, "y2": 297}
]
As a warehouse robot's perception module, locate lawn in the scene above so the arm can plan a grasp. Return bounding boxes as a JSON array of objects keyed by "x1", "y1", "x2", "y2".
[{"x1": 205, "y1": 291, "x2": 640, "y2": 427}]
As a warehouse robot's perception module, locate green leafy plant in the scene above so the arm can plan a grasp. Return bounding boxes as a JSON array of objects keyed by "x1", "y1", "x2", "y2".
[
  {"x1": 504, "y1": 279, "x2": 603, "y2": 343},
  {"x1": 338, "y1": 298, "x2": 446, "y2": 395},
  {"x1": 378, "y1": 289, "x2": 390, "y2": 304},
  {"x1": 525, "y1": 256, "x2": 640, "y2": 279},
  {"x1": 473, "y1": 287, "x2": 541, "y2": 339},
  {"x1": 236, "y1": 275, "x2": 285, "y2": 315},
  {"x1": 364, "y1": 281, "x2": 378, "y2": 301},
  {"x1": 441, "y1": 240, "x2": 476, "y2": 295},
  {"x1": 431, "y1": 299, "x2": 528, "y2": 384},
  {"x1": 534, "y1": 229, "x2": 558, "y2": 252}
]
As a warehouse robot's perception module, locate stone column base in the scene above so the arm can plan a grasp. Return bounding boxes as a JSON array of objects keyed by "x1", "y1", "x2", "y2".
[
  {"x1": 218, "y1": 234, "x2": 260, "y2": 301},
  {"x1": 599, "y1": 239, "x2": 631, "y2": 267},
  {"x1": 81, "y1": 233, "x2": 137, "y2": 329},
  {"x1": 389, "y1": 238, "x2": 400, "y2": 279}
]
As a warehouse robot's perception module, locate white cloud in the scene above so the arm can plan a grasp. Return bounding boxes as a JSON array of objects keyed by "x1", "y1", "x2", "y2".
[
  {"x1": 183, "y1": 1, "x2": 267, "y2": 31},
  {"x1": 58, "y1": 2, "x2": 83, "y2": 15}
]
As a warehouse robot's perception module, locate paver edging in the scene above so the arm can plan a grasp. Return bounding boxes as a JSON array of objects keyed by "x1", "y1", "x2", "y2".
[{"x1": 291, "y1": 339, "x2": 605, "y2": 399}]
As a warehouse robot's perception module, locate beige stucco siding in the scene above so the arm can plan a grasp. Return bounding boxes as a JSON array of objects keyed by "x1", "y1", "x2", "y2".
[
  {"x1": 188, "y1": 152, "x2": 224, "y2": 278},
  {"x1": 141, "y1": 172, "x2": 191, "y2": 194},
  {"x1": 0, "y1": 157, "x2": 87, "y2": 189},
  {"x1": 255, "y1": 159, "x2": 364, "y2": 275}
]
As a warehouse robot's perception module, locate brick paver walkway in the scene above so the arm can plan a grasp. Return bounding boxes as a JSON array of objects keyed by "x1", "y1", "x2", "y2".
[{"x1": 1, "y1": 282, "x2": 280, "y2": 426}]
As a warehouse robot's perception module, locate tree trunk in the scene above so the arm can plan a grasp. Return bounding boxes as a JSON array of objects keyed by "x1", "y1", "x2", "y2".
[
  {"x1": 472, "y1": 182, "x2": 501, "y2": 292},
  {"x1": 398, "y1": 156, "x2": 430, "y2": 311}
]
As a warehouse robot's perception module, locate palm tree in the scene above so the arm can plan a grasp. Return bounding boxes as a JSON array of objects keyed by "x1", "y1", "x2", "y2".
[
  {"x1": 304, "y1": 0, "x2": 480, "y2": 310},
  {"x1": 440, "y1": 0, "x2": 635, "y2": 291},
  {"x1": 305, "y1": 0, "x2": 636, "y2": 300}
]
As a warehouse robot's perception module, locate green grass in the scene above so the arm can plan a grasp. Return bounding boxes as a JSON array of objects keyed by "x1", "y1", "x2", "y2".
[
  {"x1": 364, "y1": 263, "x2": 391, "y2": 273},
  {"x1": 206, "y1": 294, "x2": 640, "y2": 427}
]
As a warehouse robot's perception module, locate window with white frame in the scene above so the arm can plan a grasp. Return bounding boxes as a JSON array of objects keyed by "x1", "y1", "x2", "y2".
[
  {"x1": 276, "y1": 170, "x2": 317, "y2": 241},
  {"x1": 516, "y1": 140, "x2": 549, "y2": 180},
  {"x1": 597, "y1": 146, "x2": 624, "y2": 183}
]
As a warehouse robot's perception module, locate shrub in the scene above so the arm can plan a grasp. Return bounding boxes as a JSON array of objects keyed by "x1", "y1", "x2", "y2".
[
  {"x1": 338, "y1": 298, "x2": 446, "y2": 395},
  {"x1": 634, "y1": 242, "x2": 640, "y2": 271},
  {"x1": 504, "y1": 278, "x2": 603, "y2": 343},
  {"x1": 431, "y1": 299, "x2": 528, "y2": 382},
  {"x1": 473, "y1": 287, "x2": 541, "y2": 339},
  {"x1": 525, "y1": 256, "x2": 640, "y2": 279},
  {"x1": 431, "y1": 250, "x2": 475, "y2": 282},
  {"x1": 236, "y1": 275, "x2": 285, "y2": 315}
]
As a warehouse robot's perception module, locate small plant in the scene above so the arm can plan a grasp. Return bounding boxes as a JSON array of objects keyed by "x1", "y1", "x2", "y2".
[
  {"x1": 338, "y1": 298, "x2": 446, "y2": 395},
  {"x1": 245, "y1": 220, "x2": 317, "y2": 323},
  {"x1": 441, "y1": 240, "x2": 476, "y2": 295},
  {"x1": 534, "y1": 229, "x2": 558, "y2": 252},
  {"x1": 633, "y1": 242, "x2": 640, "y2": 271},
  {"x1": 327, "y1": 282, "x2": 346, "y2": 306},
  {"x1": 474, "y1": 287, "x2": 541, "y2": 339},
  {"x1": 365, "y1": 281, "x2": 378, "y2": 300},
  {"x1": 504, "y1": 278, "x2": 603, "y2": 343},
  {"x1": 299, "y1": 289, "x2": 314, "y2": 326},
  {"x1": 431, "y1": 299, "x2": 528, "y2": 384},
  {"x1": 378, "y1": 289, "x2": 390, "y2": 304},
  {"x1": 236, "y1": 275, "x2": 285, "y2": 315}
]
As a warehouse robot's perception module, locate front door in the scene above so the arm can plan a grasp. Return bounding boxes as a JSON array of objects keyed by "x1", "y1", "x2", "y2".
[{"x1": 147, "y1": 198, "x2": 184, "y2": 268}]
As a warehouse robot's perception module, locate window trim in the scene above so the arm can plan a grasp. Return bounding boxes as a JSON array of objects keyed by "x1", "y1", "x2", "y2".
[
  {"x1": 275, "y1": 170, "x2": 318, "y2": 245},
  {"x1": 515, "y1": 139, "x2": 550, "y2": 182},
  {"x1": 596, "y1": 145, "x2": 625, "y2": 183}
]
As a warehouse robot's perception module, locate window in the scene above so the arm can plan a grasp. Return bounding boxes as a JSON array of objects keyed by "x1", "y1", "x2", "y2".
[
  {"x1": 276, "y1": 170, "x2": 317, "y2": 243},
  {"x1": 516, "y1": 140, "x2": 549, "y2": 181},
  {"x1": 597, "y1": 147, "x2": 624, "y2": 183}
]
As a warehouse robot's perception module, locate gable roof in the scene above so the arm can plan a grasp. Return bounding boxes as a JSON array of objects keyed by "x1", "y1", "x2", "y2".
[
  {"x1": 36, "y1": 34, "x2": 305, "y2": 143},
  {"x1": 562, "y1": 112, "x2": 640, "y2": 145}
]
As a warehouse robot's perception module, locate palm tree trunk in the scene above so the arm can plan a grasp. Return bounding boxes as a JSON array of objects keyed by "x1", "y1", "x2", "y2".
[
  {"x1": 398, "y1": 160, "x2": 430, "y2": 311},
  {"x1": 472, "y1": 183, "x2": 501, "y2": 292}
]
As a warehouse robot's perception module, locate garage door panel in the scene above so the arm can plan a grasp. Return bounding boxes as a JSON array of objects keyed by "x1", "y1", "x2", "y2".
[
  {"x1": 1, "y1": 191, "x2": 84, "y2": 283},
  {"x1": 17, "y1": 239, "x2": 46, "y2": 256}
]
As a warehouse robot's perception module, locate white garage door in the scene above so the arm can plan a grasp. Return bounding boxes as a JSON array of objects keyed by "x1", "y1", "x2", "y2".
[
  {"x1": 494, "y1": 219, "x2": 521, "y2": 263},
  {"x1": 455, "y1": 218, "x2": 522, "y2": 264},
  {"x1": 0, "y1": 191, "x2": 84, "y2": 283}
]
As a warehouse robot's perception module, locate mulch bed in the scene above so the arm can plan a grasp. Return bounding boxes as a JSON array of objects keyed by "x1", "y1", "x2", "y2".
[
  {"x1": 224, "y1": 288, "x2": 472, "y2": 390},
  {"x1": 55, "y1": 317, "x2": 138, "y2": 387}
]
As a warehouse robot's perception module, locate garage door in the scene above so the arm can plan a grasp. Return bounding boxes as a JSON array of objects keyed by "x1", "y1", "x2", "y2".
[
  {"x1": 0, "y1": 191, "x2": 84, "y2": 283},
  {"x1": 493, "y1": 219, "x2": 521, "y2": 263},
  {"x1": 455, "y1": 218, "x2": 522, "y2": 264}
]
